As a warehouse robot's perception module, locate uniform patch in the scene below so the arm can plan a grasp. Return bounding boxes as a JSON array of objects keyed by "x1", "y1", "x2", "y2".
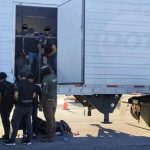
[{"x1": 52, "y1": 79, "x2": 57, "y2": 83}]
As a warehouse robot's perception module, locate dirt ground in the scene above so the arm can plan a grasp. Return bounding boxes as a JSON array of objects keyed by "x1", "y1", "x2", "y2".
[{"x1": 0, "y1": 96, "x2": 150, "y2": 150}]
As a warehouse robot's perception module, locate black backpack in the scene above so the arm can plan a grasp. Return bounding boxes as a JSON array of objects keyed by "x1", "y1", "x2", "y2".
[
  {"x1": 0, "y1": 81, "x2": 14, "y2": 106},
  {"x1": 56, "y1": 120, "x2": 72, "y2": 134}
]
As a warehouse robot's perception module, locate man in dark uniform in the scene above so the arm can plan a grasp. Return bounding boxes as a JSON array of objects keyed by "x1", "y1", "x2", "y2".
[
  {"x1": 0, "y1": 72, "x2": 14, "y2": 140},
  {"x1": 27, "y1": 74, "x2": 42, "y2": 137},
  {"x1": 4, "y1": 72, "x2": 36, "y2": 146},
  {"x1": 40, "y1": 66, "x2": 57, "y2": 142}
]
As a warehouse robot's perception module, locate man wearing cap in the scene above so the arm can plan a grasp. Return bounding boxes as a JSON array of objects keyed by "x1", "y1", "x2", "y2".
[
  {"x1": 40, "y1": 66, "x2": 57, "y2": 142},
  {"x1": 0, "y1": 72, "x2": 14, "y2": 140},
  {"x1": 43, "y1": 26, "x2": 57, "y2": 74},
  {"x1": 24, "y1": 28, "x2": 40, "y2": 78}
]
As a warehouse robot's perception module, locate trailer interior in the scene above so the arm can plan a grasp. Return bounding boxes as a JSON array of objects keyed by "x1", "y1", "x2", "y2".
[{"x1": 15, "y1": 5, "x2": 57, "y2": 81}]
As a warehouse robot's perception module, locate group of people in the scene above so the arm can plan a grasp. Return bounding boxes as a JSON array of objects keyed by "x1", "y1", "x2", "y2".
[
  {"x1": 15, "y1": 24, "x2": 57, "y2": 82},
  {"x1": 0, "y1": 65, "x2": 57, "y2": 146}
]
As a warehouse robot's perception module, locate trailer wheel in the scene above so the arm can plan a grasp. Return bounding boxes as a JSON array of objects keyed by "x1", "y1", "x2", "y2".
[{"x1": 130, "y1": 104, "x2": 140, "y2": 120}]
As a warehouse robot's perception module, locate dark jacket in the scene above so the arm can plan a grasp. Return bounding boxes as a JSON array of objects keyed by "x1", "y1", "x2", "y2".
[
  {"x1": 0, "y1": 80, "x2": 14, "y2": 107},
  {"x1": 24, "y1": 37, "x2": 39, "y2": 54}
]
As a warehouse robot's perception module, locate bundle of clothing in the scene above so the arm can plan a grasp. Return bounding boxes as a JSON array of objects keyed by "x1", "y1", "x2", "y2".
[{"x1": 36, "y1": 117, "x2": 72, "y2": 136}]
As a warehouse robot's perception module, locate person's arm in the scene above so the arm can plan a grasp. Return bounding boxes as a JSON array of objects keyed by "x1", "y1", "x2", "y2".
[
  {"x1": 14, "y1": 83, "x2": 19, "y2": 101},
  {"x1": 47, "y1": 44, "x2": 57, "y2": 57},
  {"x1": 33, "y1": 92, "x2": 36, "y2": 99},
  {"x1": 36, "y1": 85, "x2": 42, "y2": 101}
]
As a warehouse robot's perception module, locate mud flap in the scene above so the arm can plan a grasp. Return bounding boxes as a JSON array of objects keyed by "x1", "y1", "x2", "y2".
[{"x1": 83, "y1": 94, "x2": 122, "y2": 123}]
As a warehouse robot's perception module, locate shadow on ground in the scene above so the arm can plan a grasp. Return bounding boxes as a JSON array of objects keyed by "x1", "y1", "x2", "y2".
[{"x1": 0, "y1": 125, "x2": 150, "y2": 150}]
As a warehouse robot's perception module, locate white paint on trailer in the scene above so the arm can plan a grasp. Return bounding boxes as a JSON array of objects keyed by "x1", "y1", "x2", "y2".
[
  {"x1": 85, "y1": 0, "x2": 150, "y2": 87},
  {"x1": 57, "y1": 0, "x2": 83, "y2": 83}
]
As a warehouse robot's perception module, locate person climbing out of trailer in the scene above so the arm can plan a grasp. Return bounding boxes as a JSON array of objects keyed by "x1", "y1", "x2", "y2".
[{"x1": 15, "y1": 51, "x2": 31, "y2": 81}]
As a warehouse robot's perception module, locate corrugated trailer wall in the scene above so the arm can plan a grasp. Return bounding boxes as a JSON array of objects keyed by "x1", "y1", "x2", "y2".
[
  {"x1": 0, "y1": 0, "x2": 14, "y2": 81},
  {"x1": 85, "y1": 0, "x2": 150, "y2": 86},
  {"x1": 0, "y1": 0, "x2": 60, "y2": 82}
]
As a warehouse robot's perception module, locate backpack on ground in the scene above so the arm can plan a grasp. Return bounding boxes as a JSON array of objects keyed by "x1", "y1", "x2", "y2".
[
  {"x1": 36, "y1": 117, "x2": 72, "y2": 135},
  {"x1": 56, "y1": 120, "x2": 72, "y2": 134}
]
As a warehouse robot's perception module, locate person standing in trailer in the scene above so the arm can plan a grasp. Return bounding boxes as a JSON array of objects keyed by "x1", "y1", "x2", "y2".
[
  {"x1": 24, "y1": 28, "x2": 40, "y2": 79},
  {"x1": 43, "y1": 26, "x2": 57, "y2": 75}
]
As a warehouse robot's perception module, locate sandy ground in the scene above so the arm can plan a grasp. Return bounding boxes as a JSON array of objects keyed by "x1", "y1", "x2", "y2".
[{"x1": 0, "y1": 96, "x2": 149, "y2": 150}]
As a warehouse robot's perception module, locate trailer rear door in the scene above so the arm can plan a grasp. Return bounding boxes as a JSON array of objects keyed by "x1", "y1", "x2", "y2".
[{"x1": 57, "y1": 0, "x2": 84, "y2": 84}]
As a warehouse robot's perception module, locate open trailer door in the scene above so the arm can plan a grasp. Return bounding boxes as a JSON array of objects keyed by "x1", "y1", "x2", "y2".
[{"x1": 57, "y1": 0, "x2": 84, "y2": 84}]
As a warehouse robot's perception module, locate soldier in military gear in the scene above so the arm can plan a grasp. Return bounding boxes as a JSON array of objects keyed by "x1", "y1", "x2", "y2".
[
  {"x1": 27, "y1": 74, "x2": 42, "y2": 137},
  {"x1": 4, "y1": 72, "x2": 36, "y2": 146},
  {"x1": 40, "y1": 66, "x2": 57, "y2": 142},
  {"x1": 0, "y1": 72, "x2": 14, "y2": 140}
]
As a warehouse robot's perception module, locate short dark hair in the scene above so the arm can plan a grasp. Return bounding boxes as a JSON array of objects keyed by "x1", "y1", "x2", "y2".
[
  {"x1": 18, "y1": 72, "x2": 26, "y2": 78},
  {"x1": 0, "y1": 72, "x2": 7, "y2": 80}
]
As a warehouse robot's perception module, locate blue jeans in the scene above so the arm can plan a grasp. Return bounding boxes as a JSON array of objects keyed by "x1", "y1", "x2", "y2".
[{"x1": 28, "y1": 52, "x2": 39, "y2": 76}]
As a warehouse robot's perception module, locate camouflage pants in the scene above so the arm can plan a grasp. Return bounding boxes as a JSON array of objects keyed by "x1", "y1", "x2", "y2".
[{"x1": 43, "y1": 99, "x2": 57, "y2": 139}]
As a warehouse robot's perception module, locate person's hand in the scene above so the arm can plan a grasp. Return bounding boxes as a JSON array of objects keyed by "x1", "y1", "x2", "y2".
[
  {"x1": 37, "y1": 43, "x2": 42, "y2": 49},
  {"x1": 44, "y1": 39, "x2": 47, "y2": 45},
  {"x1": 25, "y1": 55, "x2": 29, "y2": 59}
]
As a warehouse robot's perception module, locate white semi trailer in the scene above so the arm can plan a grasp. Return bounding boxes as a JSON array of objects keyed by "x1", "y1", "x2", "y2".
[{"x1": 0, "y1": 0, "x2": 150, "y2": 125}]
